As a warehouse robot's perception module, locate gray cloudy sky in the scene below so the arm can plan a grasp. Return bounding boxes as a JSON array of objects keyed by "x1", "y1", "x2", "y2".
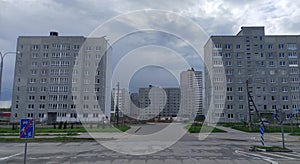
[{"x1": 0, "y1": 0, "x2": 300, "y2": 106}]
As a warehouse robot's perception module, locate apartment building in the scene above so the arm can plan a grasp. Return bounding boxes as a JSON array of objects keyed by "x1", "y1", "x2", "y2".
[
  {"x1": 10, "y1": 32, "x2": 111, "y2": 123},
  {"x1": 179, "y1": 69, "x2": 203, "y2": 119},
  {"x1": 204, "y1": 26, "x2": 300, "y2": 123}
]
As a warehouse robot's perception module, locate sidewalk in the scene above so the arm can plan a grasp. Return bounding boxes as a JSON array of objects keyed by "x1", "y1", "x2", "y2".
[{"x1": 214, "y1": 125, "x2": 247, "y2": 134}]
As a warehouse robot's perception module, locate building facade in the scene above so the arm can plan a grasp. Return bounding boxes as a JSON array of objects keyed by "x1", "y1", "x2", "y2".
[
  {"x1": 10, "y1": 32, "x2": 111, "y2": 123},
  {"x1": 138, "y1": 86, "x2": 180, "y2": 120},
  {"x1": 180, "y1": 69, "x2": 203, "y2": 119},
  {"x1": 204, "y1": 26, "x2": 300, "y2": 123}
]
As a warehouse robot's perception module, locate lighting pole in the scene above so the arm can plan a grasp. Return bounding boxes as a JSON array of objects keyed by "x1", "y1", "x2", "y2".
[{"x1": 0, "y1": 51, "x2": 19, "y2": 99}]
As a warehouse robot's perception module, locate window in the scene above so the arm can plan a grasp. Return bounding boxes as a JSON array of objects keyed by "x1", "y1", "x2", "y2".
[
  {"x1": 28, "y1": 96, "x2": 35, "y2": 100},
  {"x1": 236, "y1": 44, "x2": 241, "y2": 49},
  {"x1": 239, "y1": 105, "x2": 244, "y2": 110},
  {"x1": 227, "y1": 105, "x2": 233, "y2": 109},
  {"x1": 238, "y1": 87, "x2": 243, "y2": 92},
  {"x1": 283, "y1": 105, "x2": 289, "y2": 110},
  {"x1": 282, "y1": 86, "x2": 288, "y2": 92},
  {"x1": 83, "y1": 113, "x2": 88, "y2": 118},
  {"x1": 227, "y1": 96, "x2": 233, "y2": 101},
  {"x1": 40, "y1": 96, "x2": 46, "y2": 100},
  {"x1": 27, "y1": 113, "x2": 33, "y2": 118},
  {"x1": 288, "y1": 51, "x2": 297, "y2": 58},
  {"x1": 213, "y1": 44, "x2": 222, "y2": 49},
  {"x1": 227, "y1": 113, "x2": 234, "y2": 119},
  {"x1": 28, "y1": 104, "x2": 34, "y2": 109},
  {"x1": 279, "y1": 61, "x2": 286, "y2": 66},
  {"x1": 225, "y1": 61, "x2": 232, "y2": 66},
  {"x1": 44, "y1": 45, "x2": 49, "y2": 50},
  {"x1": 31, "y1": 45, "x2": 39, "y2": 50},
  {"x1": 287, "y1": 43, "x2": 297, "y2": 50},
  {"x1": 225, "y1": 44, "x2": 231, "y2": 50},
  {"x1": 236, "y1": 53, "x2": 242, "y2": 58},
  {"x1": 282, "y1": 96, "x2": 289, "y2": 101},
  {"x1": 41, "y1": 78, "x2": 47, "y2": 83},
  {"x1": 31, "y1": 53, "x2": 38, "y2": 58},
  {"x1": 225, "y1": 53, "x2": 231, "y2": 58},
  {"x1": 260, "y1": 61, "x2": 264, "y2": 66},
  {"x1": 227, "y1": 87, "x2": 233, "y2": 92},
  {"x1": 260, "y1": 45, "x2": 264, "y2": 49},
  {"x1": 269, "y1": 61, "x2": 274, "y2": 66},
  {"x1": 271, "y1": 87, "x2": 276, "y2": 92},
  {"x1": 282, "y1": 78, "x2": 287, "y2": 83},
  {"x1": 268, "y1": 52, "x2": 273, "y2": 58},
  {"x1": 268, "y1": 44, "x2": 273, "y2": 49},
  {"x1": 279, "y1": 52, "x2": 285, "y2": 58},
  {"x1": 289, "y1": 60, "x2": 298, "y2": 67},
  {"x1": 278, "y1": 44, "x2": 284, "y2": 49},
  {"x1": 260, "y1": 53, "x2": 264, "y2": 57},
  {"x1": 238, "y1": 96, "x2": 244, "y2": 101}
]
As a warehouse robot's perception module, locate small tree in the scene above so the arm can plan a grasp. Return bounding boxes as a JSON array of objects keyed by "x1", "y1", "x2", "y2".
[{"x1": 63, "y1": 121, "x2": 67, "y2": 129}]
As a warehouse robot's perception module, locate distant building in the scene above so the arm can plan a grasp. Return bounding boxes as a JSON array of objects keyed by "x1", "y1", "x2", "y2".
[
  {"x1": 10, "y1": 32, "x2": 111, "y2": 123},
  {"x1": 138, "y1": 85, "x2": 180, "y2": 120},
  {"x1": 180, "y1": 69, "x2": 203, "y2": 118},
  {"x1": 204, "y1": 26, "x2": 300, "y2": 123},
  {"x1": 111, "y1": 88, "x2": 131, "y2": 118}
]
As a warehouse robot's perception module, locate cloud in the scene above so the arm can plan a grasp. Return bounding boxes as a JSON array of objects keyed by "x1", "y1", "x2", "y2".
[{"x1": 0, "y1": 0, "x2": 300, "y2": 102}]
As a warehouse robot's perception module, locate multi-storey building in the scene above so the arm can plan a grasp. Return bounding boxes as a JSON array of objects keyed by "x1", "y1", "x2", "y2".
[
  {"x1": 138, "y1": 85, "x2": 180, "y2": 120},
  {"x1": 180, "y1": 69, "x2": 203, "y2": 119},
  {"x1": 111, "y1": 87, "x2": 131, "y2": 117},
  {"x1": 204, "y1": 26, "x2": 300, "y2": 123},
  {"x1": 10, "y1": 32, "x2": 111, "y2": 123}
]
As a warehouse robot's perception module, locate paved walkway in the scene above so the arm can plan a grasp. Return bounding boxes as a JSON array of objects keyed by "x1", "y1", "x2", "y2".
[{"x1": 214, "y1": 125, "x2": 247, "y2": 134}]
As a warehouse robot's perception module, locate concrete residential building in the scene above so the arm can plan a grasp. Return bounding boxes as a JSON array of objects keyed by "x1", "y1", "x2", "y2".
[
  {"x1": 204, "y1": 26, "x2": 300, "y2": 123},
  {"x1": 10, "y1": 32, "x2": 111, "y2": 123},
  {"x1": 111, "y1": 88, "x2": 131, "y2": 117},
  {"x1": 180, "y1": 69, "x2": 203, "y2": 119},
  {"x1": 138, "y1": 86, "x2": 180, "y2": 120}
]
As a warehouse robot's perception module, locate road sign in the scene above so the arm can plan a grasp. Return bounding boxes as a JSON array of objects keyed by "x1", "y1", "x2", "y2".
[
  {"x1": 289, "y1": 113, "x2": 293, "y2": 118},
  {"x1": 20, "y1": 119, "x2": 35, "y2": 139},
  {"x1": 259, "y1": 127, "x2": 264, "y2": 135},
  {"x1": 272, "y1": 113, "x2": 276, "y2": 118}
]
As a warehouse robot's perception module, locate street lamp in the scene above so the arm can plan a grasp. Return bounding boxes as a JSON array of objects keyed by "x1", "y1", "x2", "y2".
[{"x1": 0, "y1": 51, "x2": 19, "y2": 99}]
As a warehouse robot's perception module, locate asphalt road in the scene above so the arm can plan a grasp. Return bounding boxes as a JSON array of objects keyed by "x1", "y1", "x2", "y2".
[{"x1": 1, "y1": 123, "x2": 300, "y2": 164}]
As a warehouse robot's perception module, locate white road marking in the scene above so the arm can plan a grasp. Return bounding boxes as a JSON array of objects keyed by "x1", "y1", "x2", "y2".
[
  {"x1": 276, "y1": 152, "x2": 300, "y2": 158},
  {"x1": 0, "y1": 152, "x2": 23, "y2": 161},
  {"x1": 235, "y1": 150, "x2": 278, "y2": 164},
  {"x1": 260, "y1": 152, "x2": 295, "y2": 159}
]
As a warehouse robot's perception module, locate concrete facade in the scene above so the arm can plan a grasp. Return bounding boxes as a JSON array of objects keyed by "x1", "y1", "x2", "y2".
[
  {"x1": 10, "y1": 32, "x2": 111, "y2": 123},
  {"x1": 180, "y1": 69, "x2": 203, "y2": 118},
  {"x1": 204, "y1": 26, "x2": 300, "y2": 123}
]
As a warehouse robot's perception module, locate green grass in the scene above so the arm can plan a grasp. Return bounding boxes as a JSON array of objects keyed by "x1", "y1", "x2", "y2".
[
  {"x1": 290, "y1": 133, "x2": 300, "y2": 136},
  {"x1": 255, "y1": 145, "x2": 290, "y2": 151},
  {"x1": 229, "y1": 125, "x2": 300, "y2": 133},
  {"x1": 0, "y1": 137, "x2": 98, "y2": 142},
  {"x1": 186, "y1": 123, "x2": 226, "y2": 133},
  {"x1": 0, "y1": 125, "x2": 131, "y2": 134}
]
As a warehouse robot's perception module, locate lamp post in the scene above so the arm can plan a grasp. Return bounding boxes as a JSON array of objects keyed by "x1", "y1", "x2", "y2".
[{"x1": 0, "y1": 51, "x2": 19, "y2": 99}]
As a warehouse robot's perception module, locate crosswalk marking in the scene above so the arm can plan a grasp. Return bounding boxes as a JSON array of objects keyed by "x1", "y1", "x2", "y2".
[
  {"x1": 260, "y1": 152, "x2": 295, "y2": 160},
  {"x1": 276, "y1": 152, "x2": 300, "y2": 158}
]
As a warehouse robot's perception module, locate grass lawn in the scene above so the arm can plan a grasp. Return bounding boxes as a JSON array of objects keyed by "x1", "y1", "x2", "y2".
[
  {"x1": 186, "y1": 123, "x2": 226, "y2": 133},
  {"x1": 220, "y1": 123, "x2": 300, "y2": 133},
  {"x1": 0, "y1": 137, "x2": 99, "y2": 142},
  {"x1": 0, "y1": 125, "x2": 131, "y2": 134}
]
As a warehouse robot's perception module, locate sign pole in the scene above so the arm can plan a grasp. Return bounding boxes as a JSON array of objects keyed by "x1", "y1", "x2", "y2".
[
  {"x1": 24, "y1": 139, "x2": 27, "y2": 164},
  {"x1": 20, "y1": 119, "x2": 35, "y2": 164}
]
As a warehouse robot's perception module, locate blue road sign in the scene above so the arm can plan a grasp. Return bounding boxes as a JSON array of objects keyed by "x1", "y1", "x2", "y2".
[
  {"x1": 289, "y1": 113, "x2": 293, "y2": 118},
  {"x1": 272, "y1": 113, "x2": 276, "y2": 118},
  {"x1": 259, "y1": 127, "x2": 264, "y2": 135},
  {"x1": 20, "y1": 119, "x2": 35, "y2": 139}
]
